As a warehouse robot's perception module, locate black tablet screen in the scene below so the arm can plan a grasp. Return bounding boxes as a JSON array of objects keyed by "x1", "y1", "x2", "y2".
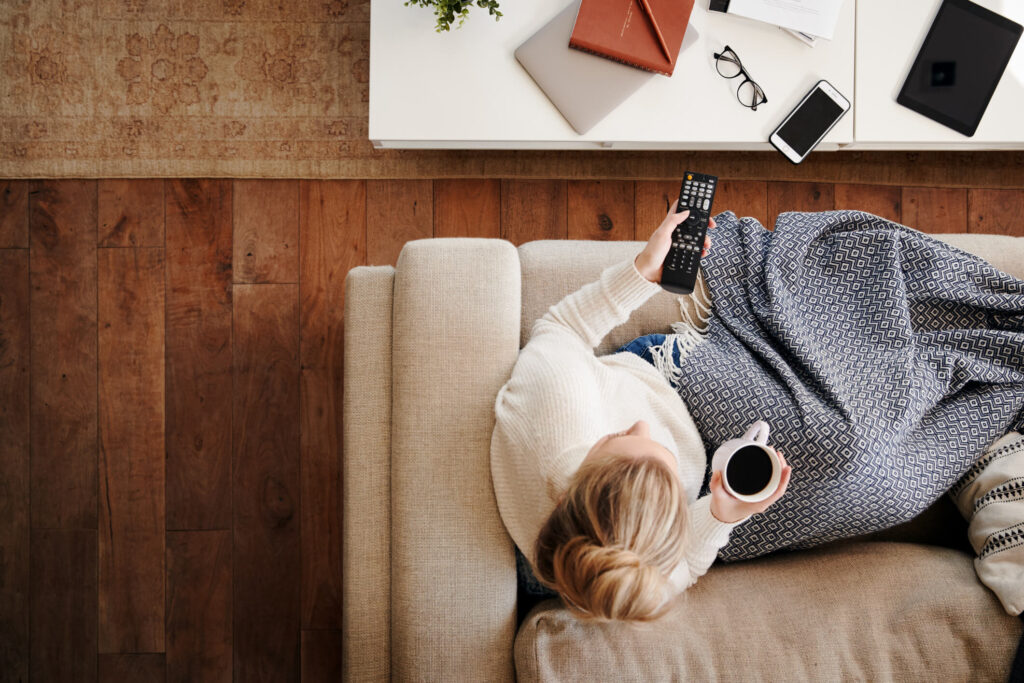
[{"x1": 899, "y1": 0, "x2": 1021, "y2": 135}]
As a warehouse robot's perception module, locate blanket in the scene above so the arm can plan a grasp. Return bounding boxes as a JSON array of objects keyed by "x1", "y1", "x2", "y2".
[{"x1": 664, "y1": 210, "x2": 1024, "y2": 562}]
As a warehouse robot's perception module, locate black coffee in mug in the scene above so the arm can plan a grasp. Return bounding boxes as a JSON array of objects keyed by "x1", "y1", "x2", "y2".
[{"x1": 725, "y1": 445, "x2": 775, "y2": 496}]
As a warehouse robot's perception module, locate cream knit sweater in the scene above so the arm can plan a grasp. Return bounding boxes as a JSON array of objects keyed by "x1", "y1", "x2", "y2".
[{"x1": 490, "y1": 258, "x2": 741, "y2": 594}]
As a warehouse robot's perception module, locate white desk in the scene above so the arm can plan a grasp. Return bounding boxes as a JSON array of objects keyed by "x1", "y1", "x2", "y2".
[
  {"x1": 369, "y1": 0, "x2": 1023, "y2": 150},
  {"x1": 369, "y1": 0, "x2": 855, "y2": 149},
  {"x1": 855, "y1": 0, "x2": 1024, "y2": 149}
]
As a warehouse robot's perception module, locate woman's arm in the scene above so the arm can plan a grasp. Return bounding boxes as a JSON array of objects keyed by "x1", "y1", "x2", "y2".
[
  {"x1": 672, "y1": 456, "x2": 792, "y2": 591},
  {"x1": 534, "y1": 208, "x2": 712, "y2": 349}
]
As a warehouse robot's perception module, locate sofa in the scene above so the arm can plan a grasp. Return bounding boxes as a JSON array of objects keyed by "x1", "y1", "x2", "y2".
[{"x1": 342, "y1": 231, "x2": 1024, "y2": 681}]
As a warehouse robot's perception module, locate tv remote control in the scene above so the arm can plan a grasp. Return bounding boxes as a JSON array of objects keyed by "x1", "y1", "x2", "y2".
[{"x1": 661, "y1": 171, "x2": 717, "y2": 295}]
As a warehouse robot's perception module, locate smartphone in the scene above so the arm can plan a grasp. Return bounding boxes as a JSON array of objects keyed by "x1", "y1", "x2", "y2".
[{"x1": 769, "y1": 80, "x2": 850, "y2": 164}]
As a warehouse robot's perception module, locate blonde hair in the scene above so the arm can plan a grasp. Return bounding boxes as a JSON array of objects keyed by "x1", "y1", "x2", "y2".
[{"x1": 533, "y1": 453, "x2": 688, "y2": 623}]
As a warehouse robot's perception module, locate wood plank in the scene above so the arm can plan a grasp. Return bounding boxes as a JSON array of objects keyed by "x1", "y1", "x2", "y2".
[
  {"x1": 234, "y1": 180, "x2": 300, "y2": 283},
  {"x1": 98, "y1": 247, "x2": 166, "y2": 653},
  {"x1": 29, "y1": 179, "x2": 98, "y2": 529},
  {"x1": 165, "y1": 179, "x2": 233, "y2": 531},
  {"x1": 99, "y1": 654, "x2": 166, "y2": 683},
  {"x1": 366, "y1": 180, "x2": 432, "y2": 266},
  {"x1": 299, "y1": 181, "x2": 364, "y2": 630},
  {"x1": 31, "y1": 528, "x2": 98, "y2": 683},
  {"x1": 635, "y1": 180, "x2": 683, "y2": 244},
  {"x1": 901, "y1": 187, "x2": 967, "y2": 234},
  {"x1": 0, "y1": 249, "x2": 29, "y2": 683},
  {"x1": 166, "y1": 531, "x2": 232, "y2": 683},
  {"x1": 500, "y1": 179, "x2": 567, "y2": 245},
  {"x1": 968, "y1": 189, "x2": 1024, "y2": 236},
  {"x1": 233, "y1": 284, "x2": 301, "y2": 683},
  {"x1": 834, "y1": 183, "x2": 902, "y2": 223},
  {"x1": 1, "y1": 180, "x2": 29, "y2": 248},
  {"x1": 767, "y1": 182, "x2": 835, "y2": 229},
  {"x1": 300, "y1": 630, "x2": 342, "y2": 683},
  {"x1": 713, "y1": 180, "x2": 769, "y2": 228},
  {"x1": 433, "y1": 179, "x2": 500, "y2": 239},
  {"x1": 381, "y1": 151, "x2": 1024, "y2": 189},
  {"x1": 98, "y1": 179, "x2": 165, "y2": 247},
  {"x1": 568, "y1": 180, "x2": 635, "y2": 241}
]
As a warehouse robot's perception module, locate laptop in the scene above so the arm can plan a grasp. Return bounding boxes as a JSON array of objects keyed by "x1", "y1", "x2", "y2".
[{"x1": 515, "y1": 0, "x2": 699, "y2": 135}]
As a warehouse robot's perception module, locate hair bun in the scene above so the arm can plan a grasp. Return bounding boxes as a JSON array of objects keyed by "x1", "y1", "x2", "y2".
[{"x1": 552, "y1": 537, "x2": 670, "y2": 622}]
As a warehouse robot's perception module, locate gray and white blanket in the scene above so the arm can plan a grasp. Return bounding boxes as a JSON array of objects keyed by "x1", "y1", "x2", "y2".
[{"x1": 667, "y1": 210, "x2": 1024, "y2": 562}]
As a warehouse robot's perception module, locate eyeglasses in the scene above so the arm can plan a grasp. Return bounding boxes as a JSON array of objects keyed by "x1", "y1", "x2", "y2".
[{"x1": 713, "y1": 46, "x2": 767, "y2": 111}]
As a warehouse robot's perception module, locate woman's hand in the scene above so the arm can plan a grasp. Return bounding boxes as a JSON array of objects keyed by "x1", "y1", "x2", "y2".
[
  {"x1": 634, "y1": 206, "x2": 715, "y2": 284},
  {"x1": 709, "y1": 451, "x2": 792, "y2": 524}
]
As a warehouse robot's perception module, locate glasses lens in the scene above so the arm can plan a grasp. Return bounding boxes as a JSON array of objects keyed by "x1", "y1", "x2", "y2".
[
  {"x1": 715, "y1": 51, "x2": 742, "y2": 78},
  {"x1": 737, "y1": 79, "x2": 766, "y2": 108}
]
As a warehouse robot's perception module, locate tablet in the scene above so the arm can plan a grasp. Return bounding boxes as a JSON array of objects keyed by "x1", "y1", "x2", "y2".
[{"x1": 896, "y1": 0, "x2": 1022, "y2": 137}]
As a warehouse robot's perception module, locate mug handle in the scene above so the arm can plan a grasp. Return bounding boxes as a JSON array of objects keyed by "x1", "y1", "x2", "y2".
[{"x1": 743, "y1": 420, "x2": 770, "y2": 445}]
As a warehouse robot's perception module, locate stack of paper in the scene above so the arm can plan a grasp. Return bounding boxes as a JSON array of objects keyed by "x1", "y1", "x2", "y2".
[{"x1": 726, "y1": 0, "x2": 844, "y2": 41}]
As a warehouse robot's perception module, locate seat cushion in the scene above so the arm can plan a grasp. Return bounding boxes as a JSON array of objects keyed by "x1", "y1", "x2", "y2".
[{"x1": 515, "y1": 542, "x2": 1023, "y2": 682}]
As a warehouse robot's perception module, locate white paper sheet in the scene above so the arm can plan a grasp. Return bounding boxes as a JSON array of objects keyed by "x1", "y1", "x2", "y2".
[{"x1": 727, "y1": 0, "x2": 845, "y2": 40}]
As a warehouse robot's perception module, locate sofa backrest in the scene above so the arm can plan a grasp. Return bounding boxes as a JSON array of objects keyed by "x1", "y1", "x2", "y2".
[{"x1": 518, "y1": 231, "x2": 1024, "y2": 354}]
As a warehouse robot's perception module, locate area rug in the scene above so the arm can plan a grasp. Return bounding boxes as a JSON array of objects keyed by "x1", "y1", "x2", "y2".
[{"x1": 2, "y1": 0, "x2": 1024, "y2": 182}]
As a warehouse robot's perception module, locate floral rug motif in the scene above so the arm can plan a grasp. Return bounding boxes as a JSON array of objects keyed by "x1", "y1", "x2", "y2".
[{"x1": 1, "y1": 0, "x2": 380, "y2": 177}]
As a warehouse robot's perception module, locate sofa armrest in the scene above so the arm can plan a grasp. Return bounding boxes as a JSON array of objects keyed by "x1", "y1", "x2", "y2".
[
  {"x1": 390, "y1": 239, "x2": 521, "y2": 681},
  {"x1": 343, "y1": 265, "x2": 395, "y2": 682}
]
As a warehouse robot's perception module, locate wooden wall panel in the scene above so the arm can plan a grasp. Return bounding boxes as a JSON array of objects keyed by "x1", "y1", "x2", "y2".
[
  {"x1": 98, "y1": 247, "x2": 166, "y2": 653},
  {"x1": 0, "y1": 249, "x2": 30, "y2": 682},
  {"x1": 98, "y1": 179, "x2": 165, "y2": 247},
  {"x1": 31, "y1": 529, "x2": 98, "y2": 683},
  {"x1": 434, "y1": 179, "x2": 500, "y2": 238},
  {"x1": 968, "y1": 189, "x2": 1024, "y2": 236},
  {"x1": 29, "y1": 179, "x2": 98, "y2": 529},
  {"x1": 0, "y1": 180, "x2": 28, "y2": 248},
  {"x1": 714, "y1": 180, "x2": 768, "y2": 228},
  {"x1": 500, "y1": 179, "x2": 567, "y2": 245},
  {"x1": 165, "y1": 179, "x2": 233, "y2": 531},
  {"x1": 166, "y1": 531, "x2": 232, "y2": 683},
  {"x1": 834, "y1": 184, "x2": 902, "y2": 223},
  {"x1": 568, "y1": 180, "x2": 635, "y2": 240},
  {"x1": 366, "y1": 180, "x2": 433, "y2": 266},
  {"x1": 99, "y1": 654, "x2": 166, "y2": 683},
  {"x1": 233, "y1": 284, "x2": 301, "y2": 683},
  {"x1": 767, "y1": 182, "x2": 834, "y2": 228},
  {"x1": 299, "y1": 180, "x2": 365, "y2": 629},
  {"x1": 901, "y1": 187, "x2": 967, "y2": 233},
  {"x1": 635, "y1": 180, "x2": 681, "y2": 243},
  {"x1": 234, "y1": 180, "x2": 300, "y2": 283},
  {"x1": 300, "y1": 630, "x2": 343, "y2": 683}
]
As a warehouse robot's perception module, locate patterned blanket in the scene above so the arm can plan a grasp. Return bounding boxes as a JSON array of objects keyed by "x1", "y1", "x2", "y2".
[{"x1": 667, "y1": 211, "x2": 1024, "y2": 562}]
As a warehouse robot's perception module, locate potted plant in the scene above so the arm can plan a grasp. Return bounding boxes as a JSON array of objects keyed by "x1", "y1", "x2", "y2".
[{"x1": 404, "y1": 0, "x2": 502, "y2": 32}]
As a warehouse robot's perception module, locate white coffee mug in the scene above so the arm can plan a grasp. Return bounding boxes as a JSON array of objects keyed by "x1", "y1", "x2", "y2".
[{"x1": 710, "y1": 420, "x2": 782, "y2": 503}]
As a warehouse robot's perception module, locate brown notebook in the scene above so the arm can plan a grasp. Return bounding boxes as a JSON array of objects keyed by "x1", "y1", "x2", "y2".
[{"x1": 569, "y1": 0, "x2": 696, "y2": 76}]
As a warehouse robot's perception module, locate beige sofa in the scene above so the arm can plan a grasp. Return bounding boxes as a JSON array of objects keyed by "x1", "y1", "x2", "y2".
[{"x1": 342, "y1": 232, "x2": 1024, "y2": 682}]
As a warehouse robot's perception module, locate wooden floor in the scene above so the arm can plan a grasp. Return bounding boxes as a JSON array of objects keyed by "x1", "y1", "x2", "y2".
[{"x1": 1, "y1": 176, "x2": 1023, "y2": 682}]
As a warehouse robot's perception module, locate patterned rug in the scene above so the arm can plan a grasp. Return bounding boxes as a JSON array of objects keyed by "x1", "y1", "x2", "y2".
[{"x1": 3, "y1": 1, "x2": 1024, "y2": 180}]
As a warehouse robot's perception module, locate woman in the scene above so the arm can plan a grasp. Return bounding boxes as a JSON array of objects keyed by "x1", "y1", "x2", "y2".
[
  {"x1": 489, "y1": 207, "x2": 793, "y2": 623},
  {"x1": 491, "y1": 204, "x2": 1024, "y2": 625}
]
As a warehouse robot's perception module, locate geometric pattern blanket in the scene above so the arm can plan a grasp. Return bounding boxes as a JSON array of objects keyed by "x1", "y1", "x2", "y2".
[{"x1": 663, "y1": 211, "x2": 1024, "y2": 562}]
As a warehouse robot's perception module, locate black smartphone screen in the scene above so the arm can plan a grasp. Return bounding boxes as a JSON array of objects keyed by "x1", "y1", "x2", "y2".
[{"x1": 776, "y1": 88, "x2": 845, "y2": 157}]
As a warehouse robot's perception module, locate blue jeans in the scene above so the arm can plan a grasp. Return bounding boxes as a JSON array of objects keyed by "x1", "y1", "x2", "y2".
[{"x1": 616, "y1": 333, "x2": 668, "y2": 364}]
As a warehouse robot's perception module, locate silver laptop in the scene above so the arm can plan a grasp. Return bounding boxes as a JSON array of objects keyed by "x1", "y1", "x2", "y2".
[{"x1": 515, "y1": 0, "x2": 698, "y2": 135}]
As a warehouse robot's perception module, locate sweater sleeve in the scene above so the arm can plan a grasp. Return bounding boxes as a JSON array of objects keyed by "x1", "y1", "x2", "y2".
[
  {"x1": 533, "y1": 259, "x2": 663, "y2": 350},
  {"x1": 668, "y1": 495, "x2": 744, "y2": 593}
]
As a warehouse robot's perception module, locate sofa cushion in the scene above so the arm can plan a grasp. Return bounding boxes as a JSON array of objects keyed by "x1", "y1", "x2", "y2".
[{"x1": 515, "y1": 542, "x2": 1023, "y2": 682}]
